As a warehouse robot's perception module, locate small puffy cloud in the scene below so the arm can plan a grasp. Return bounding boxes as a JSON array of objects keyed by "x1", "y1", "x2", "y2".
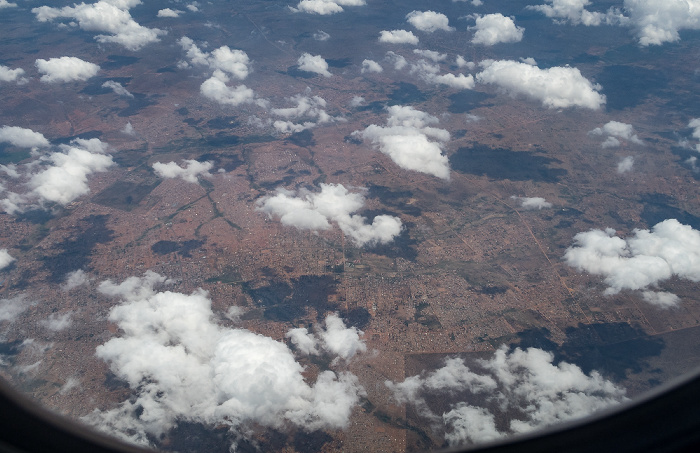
[
  {"x1": 361, "y1": 59, "x2": 383, "y2": 73},
  {"x1": 0, "y1": 0, "x2": 17, "y2": 8},
  {"x1": 102, "y1": 80, "x2": 133, "y2": 98},
  {"x1": 62, "y1": 269, "x2": 90, "y2": 291},
  {"x1": 200, "y1": 71, "x2": 263, "y2": 107},
  {"x1": 179, "y1": 37, "x2": 251, "y2": 80},
  {"x1": 385, "y1": 51, "x2": 408, "y2": 70},
  {"x1": 563, "y1": 219, "x2": 700, "y2": 304},
  {"x1": 409, "y1": 60, "x2": 475, "y2": 90},
  {"x1": 313, "y1": 30, "x2": 330, "y2": 41},
  {"x1": 511, "y1": 196, "x2": 552, "y2": 210},
  {"x1": 642, "y1": 291, "x2": 680, "y2": 308},
  {"x1": 157, "y1": 8, "x2": 182, "y2": 18},
  {"x1": 1, "y1": 139, "x2": 114, "y2": 213},
  {"x1": 470, "y1": 13, "x2": 524, "y2": 45},
  {"x1": 290, "y1": 0, "x2": 366, "y2": 15},
  {"x1": 387, "y1": 345, "x2": 627, "y2": 447},
  {"x1": 687, "y1": 118, "x2": 700, "y2": 152},
  {"x1": 378, "y1": 30, "x2": 419, "y2": 45},
  {"x1": 0, "y1": 296, "x2": 28, "y2": 323},
  {"x1": 0, "y1": 249, "x2": 15, "y2": 270},
  {"x1": 476, "y1": 59, "x2": 606, "y2": 109},
  {"x1": 84, "y1": 273, "x2": 365, "y2": 445},
  {"x1": 297, "y1": 53, "x2": 332, "y2": 77},
  {"x1": 186, "y1": 3, "x2": 199, "y2": 12},
  {"x1": 0, "y1": 126, "x2": 49, "y2": 148},
  {"x1": 152, "y1": 159, "x2": 213, "y2": 183},
  {"x1": 35, "y1": 57, "x2": 99, "y2": 83},
  {"x1": 357, "y1": 105, "x2": 451, "y2": 179},
  {"x1": 413, "y1": 49, "x2": 447, "y2": 62},
  {"x1": 271, "y1": 94, "x2": 333, "y2": 133},
  {"x1": 589, "y1": 121, "x2": 643, "y2": 148},
  {"x1": 617, "y1": 156, "x2": 634, "y2": 173},
  {"x1": 0, "y1": 65, "x2": 26, "y2": 84},
  {"x1": 32, "y1": 1, "x2": 164, "y2": 51},
  {"x1": 406, "y1": 10, "x2": 454, "y2": 32},
  {"x1": 121, "y1": 122, "x2": 135, "y2": 136},
  {"x1": 624, "y1": 0, "x2": 700, "y2": 46},
  {"x1": 41, "y1": 312, "x2": 73, "y2": 332},
  {"x1": 287, "y1": 313, "x2": 366, "y2": 361},
  {"x1": 528, "y1": 0, "x2": 624, "y2": 26},
  {"x1": 257, "y1": 183, "x2": 403, "y2": 247},
  {"x1": 456, "y1": 56, "x2": 476, "y2": 70},
  {"x1": 349, "y1": 96, "x2": 365, "y2": 107}
]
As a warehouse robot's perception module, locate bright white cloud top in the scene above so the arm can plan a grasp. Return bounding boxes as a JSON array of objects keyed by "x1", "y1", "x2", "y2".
[
  {"x1": 409, "y1": 60, "x2": 475, "y2": 90},
  {"x1": 589, "y1": 121, "x2": 643, "y2": 148},
  {"x1": 35, "y1": 57, "x2": 100, "y2": 83},
  {"x1": 358, "y1": 105, "x2": 451, "y2": 179},
  {"x1": 511, "y1": 196, "x2": 553, "y2": 210},
  {"x1": 386, "y1": 345, "x2": 627, "y2": 446},
  {"x1": 290, "y1": 0, "x2": 366, "y2": 15},
  {"x1": 32, "y1": 0, "x2": 165, "y2": 51},
  {"x1": 179, "y1": 37, "x2": 251, "y2": 80},
  {"x1": 271, "y1": 94, "x2": 333, "y2": 133},
  {"x1": 564, "y1": 219, "x2": 700, "y2": 305},
  {"x1": 476, "y1": 60, "x2": 606, "y2": 109},
  {"x1": 378, "y1": 30, "x2": 419, "y2": 45},
  {"x1": 257, "y1": 183, "x2": 403, "y2": 247},
  {"x1": 470, "y1": 13, "x2": 525, "y2": 45},
  {"x1": 617, "y1": 156, "x2": 635, "y2": 173},
  {"x1": 286, "y1": 313, "x2": 367, "y2": 361},
  {"x1": 152, "y1": 160, "x2": 214, "y2": 183},
  {"x1": 0, "y1": 65, "x2": 26, "y2": 84},
  {"x1": 157, "y1": 8, "x2": 182, "y2": 17},
  {"x1": 297, "y1": 53, "x2": 332, "y2": 77},
  {"x1": 361, "y1": 59, "x2": 383, "y2": 73},
  {"x1": 624, "y1": 0, "x2": 700, "y2": 46},
  {"x1": 406, "y1": 10, "x2": 454, "y2": 32},
  {"x1": 84, "y1": 272, "x2": 365, "y2": 446},
  {"x1": 0, "y1": 249, "x2": 15, "y2": 270},
  {"x1": 1, "y1": 138, "x2": 114, "y2": 213},
  {"x1": 529, "y1": 0, "x2": 625, "y2": 26},
  {"x1": 0, "y1": 126, "x2": 49, "y2": 148}
]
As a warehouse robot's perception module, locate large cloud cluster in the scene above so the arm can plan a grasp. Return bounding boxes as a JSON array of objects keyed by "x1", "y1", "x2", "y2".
[
  {"x1": 476, "y1": 59, "x2": 606, "y2": 109},
  {"x1": 32, "y1": 0, "x2": 164, "y2": 51},
  {"x1": 564, "y1": 219, "x2": 700, "y2": 306},
  {"x1": 290, "y1": 0, "x2": 366, "y2": 15},
  {"x1": 256, "y1": 183, "x2": 403, "y2": 247},
  {"x1": 470, "y1": 13, "x2": 524, "y2": 45},
  {"x1": 589, "y1": 121, "x2": 643, "y2": 148},
  {"x1": 271, "y1": 94, "x2": 334, "y2": 133},
  {"x1": 35, "y1": 57, "x2": 100, "y2": 83},
  {"x1": 0, "y1": 136, "x2": 114, "y2": 213},
  {"x1": 624, "y1": 0, "x2": 700, "y2": 46},
  {"x1": 152, "y1": 160, "x2": 213, "y2": 183},
  {"x1": 84, "y1": 272, "x2": 365, "y2": 446},
  {"x1": 357, "y1": 105, "x2": 451, "y2": 179},
  {"x1": 406, "y1": 10, "x2": 454, "y2": 33},
  {"x1": 387, "y1": 345, "x2": 627, "y2": 447},
  {"x1": 179, "y1": 37, "x2": 266, "y2": 108}
]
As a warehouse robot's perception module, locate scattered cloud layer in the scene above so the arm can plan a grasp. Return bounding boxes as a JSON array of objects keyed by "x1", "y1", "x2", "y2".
[
  {"x1": 378, "y1": 30, "x2": 419, "y2": 45},
  {"x1": 152, "y1": 160, "x2": 213, "y2": 183},
  {"x1": 297, "y1": 53, "x2": 332, "y2": 77},
  {"x1": 271, "y1": 93, "x2": 333, "y2": 133},
  {"x1": 406, "y1": 10, "x2": 454, "y2": 32},
  {"x1": 387, "y1": 345, "x2": 627, "y2": 447},
  {"x1": 476, "y1": 59, "x2": 606, "y2": 109},
  {"x1": 470, "y1": 13, "x2": 524, "y2": 45},
  {"x1": 84, "y1": 272, "x2": 365, "y2": 446},
  {"x1": 35, "y1": 57, "x2": 100, "y2": 83},
  {"x1": 257, "y1": 183, "x2": 403, "y2": 247},
  {"x1": 290, "y1": 0, "x2": 366, "y2": 15},
  {"x1": 529, "y1": 0, "x2": 625, "y2": 26},
  {"x1": 1, "y1": 138, "x2": 114, "y2": 213},
  {"x1": 564, "y1": 219, "x2": 700, "y2": 305},
  {"x1": 589, "y1": 121, "x2": 643, "y2": 148},
  {"x1": 179, "y1": 37, "x2": 251, "y2": 80},
  {"x1": 357, "y1": 105, "x2": 451, "y2": 179},
  {"x1": 32, "y1": 0, "x2": 164, "y2": 51}
]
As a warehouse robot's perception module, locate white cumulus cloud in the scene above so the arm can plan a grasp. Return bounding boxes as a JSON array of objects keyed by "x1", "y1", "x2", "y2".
[
  {"x1": 290, "y1": 0, "x2": 366, "y2": 15},
  {"x1": 0, "y1": 249, "x2": 15, "y2": 270},
  {"x1": 406, "y1": 10, "x2": 454, "y2": 32},
  {"x1": 62, "y1": 269, "x2": 90, "y2": 291},
  {"x1": 617, "y1": 156, "x2": 635, "y2": 173},
  {"x1": 152, "y1": 160, "x2": 213, "y2": 183},
  {"x1": 387, "y1": 345, "x2": 627, "y2": 447},
  {"x1": 470, "y1": 13, "x2": 524, "y2": 45},
  {"x1": 35, "y1": 57, "x2": 99, "y2": 83},
  {"x1": 0, "y1": 65, "x2": 26, "y2": 84},
  {"x1": 257, "y1": 183, "x2": 403, "y2": 247},
  {"x1": 32, "y1": 1, "x2": 164, "y2": 51},
  {"x1": 0, "y1": 126, "x2": 49, "y2": 148},
  {"x1": 179, "y1": 37, "x2": 251, "y2": 80},
  {"x1": 102, "y1": 80, "x2": 133, "y2": 98},
  {"x1": 409, "y1": 60, "x2": 475, "y2": 90},
  {"x1": 511, "y1": 196, "x2": 552, "y2": 210},
  {"x1": 564, "y1": 219, "x2": 700, "y2": 304},
  {"x1": 476, "y1": 59, "x2": 606, "y2": 109},
  {"x1": 624, "y1": 0, "x2": 700, "y2": 46},
  {"x1": 200, "y1": 71, "x2": 264, "y2": 107},
  {"x1": 297, "y1": 53, "x2": 332, "y2": 77},
  {"x1": 287, "y1": 313, "x2": 366, "y2": 361},
  {"x1": 529, "y1": 0, "x2": 626, "y2": 26},
  {"x1": 83, "y1": 272, "x2": 365, "y2": 446},
  {"x1": 361, "y1": 59, "x2": 383, "y2": 73},
  {"x1": 157, "y1": 8, "x2": 182, "y2": 18},
  {"x1": 589, "y1": 121, "x2": 643, "y2": 148},
  {"x1": 357, "y1": 105, "x2": 451, "y2": 179},
  {"x1": 378, "y1": 30, "x2": 419, "y2": 45},
  {"x1": 271, "y1": 94, "x2": 333, "y2": 133}
]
